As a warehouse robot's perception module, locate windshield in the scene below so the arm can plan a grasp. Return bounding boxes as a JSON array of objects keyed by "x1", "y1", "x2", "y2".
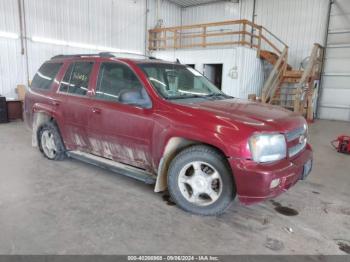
[{"x1": 138, "y1": 63, "x2": 227, "y2": 100}]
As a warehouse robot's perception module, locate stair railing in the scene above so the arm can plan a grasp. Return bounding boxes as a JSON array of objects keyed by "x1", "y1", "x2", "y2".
[
  {"x1": 261, "y1": 47, "x2": 289, "y2": 103},
  {"x1": 293, "y1": 43, "x2": 324, "y2": 116}
]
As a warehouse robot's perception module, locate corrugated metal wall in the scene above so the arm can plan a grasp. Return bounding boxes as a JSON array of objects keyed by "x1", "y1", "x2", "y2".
[
  {"x1": 0, "y1": 0, "x2": 26, "y2": 98},
  {"x1": 318, "y1": 0, "x2": 350, "y2": 121},
  {"x1": 148, "y1": 0, "x2": 182, "y2": 28},
  {"x1": 180, "y1": 1, "x2": 241, "y2": 48},
  {"x1": 181, "y1": 1, "x2": 240, "y2": 24},
  {"x1": 0, "y1": 0, "x2": 330, "y2": 101},
  {"x1": 180, "y1": 0, "x2": 328, "y2": 69},
  {"x1": 241, "y1": 0, "x2": 329, "y2": 68},
  {"x1": 0, "y1": 0, "x2": 180, "y2": 99}
]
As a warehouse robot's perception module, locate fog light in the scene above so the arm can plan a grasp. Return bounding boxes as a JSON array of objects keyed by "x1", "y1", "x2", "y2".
[{"x1": 270, "y1": 178, "x2": 281, "y2": 189}]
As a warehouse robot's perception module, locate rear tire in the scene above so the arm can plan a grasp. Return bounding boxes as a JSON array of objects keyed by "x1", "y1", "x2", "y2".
[
  {"x1": 38, "y1": 121, "x2": 66, "y2": 160},
  {"x1": 167, "y1": 145, "x2": 235, "y2": 216}
]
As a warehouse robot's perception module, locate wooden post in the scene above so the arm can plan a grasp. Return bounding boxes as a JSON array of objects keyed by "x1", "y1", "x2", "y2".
[
  {"x1": 174, "y1": 30, "x2": 178, "y2": 49},
  {"x1": 163, "y1": 31, "x2": 167, "y2": 49},
  {"x1": 242, "y1": 22, "x2": 246, "y2": 44},
  {"x1": 257, "y1": 26, "x2": 262, "y2": 57},
  {"x1": 306, "y1": 87, "x2": 314, "y2": 121},
  {"x1": 202, "y1": 26, "x2": 207, "y2": 47},
  {"x1": 293, "y1": 88, "x2": 302, "y2": 113}
]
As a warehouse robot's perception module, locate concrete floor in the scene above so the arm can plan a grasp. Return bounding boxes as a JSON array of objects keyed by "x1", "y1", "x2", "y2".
[{"x1": 0, "y1": 120, "x2": 350, "y2": 255}]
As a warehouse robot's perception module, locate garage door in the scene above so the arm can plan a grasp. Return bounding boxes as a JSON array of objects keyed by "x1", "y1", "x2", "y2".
[{"x1": 318, "y1": 0, "x2": 350, "y2": 121}]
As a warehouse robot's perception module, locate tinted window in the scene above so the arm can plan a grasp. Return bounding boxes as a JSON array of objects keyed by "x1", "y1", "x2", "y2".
[
  {"x1": 59, "y1": 62, "x2": 93, "y2": 96},
  {"x1": 31, "y1": 63, "x2": 62, "y2": 90},
  {"x1": 96, "y1": 63, "x2": 143, "y2": 101},
  {"x1": 59, "y1": 64, "x2": 74, "y2": 93}
]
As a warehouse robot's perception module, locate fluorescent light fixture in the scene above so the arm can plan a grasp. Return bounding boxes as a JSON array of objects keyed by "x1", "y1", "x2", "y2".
[
  {"x1": 31, "y1": 35, "x2": 142, "y2": 55},
  {"x1": 32, "y1": 36, "x2": 67, "y2": 46},
  {"x1": 68, "y1": 42, "x2": 96, "y2": 49},
  {"x1": 0, "y1": 31, "x2": 19, "y2": 39},
  {"x1": 96, "y1": 45, "x2": 121, "y2": 52}
]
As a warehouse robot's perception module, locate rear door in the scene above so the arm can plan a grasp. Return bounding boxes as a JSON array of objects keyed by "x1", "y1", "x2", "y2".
[
  {"x1": 57, "y1": 61, "x2": 94, "y2": 151},
  {"x1": 87, "y1": 61, "x2": 154, "y2": 170},
  {"x1": 25, "y1": 62, "x2": 63, "y2": 127}
]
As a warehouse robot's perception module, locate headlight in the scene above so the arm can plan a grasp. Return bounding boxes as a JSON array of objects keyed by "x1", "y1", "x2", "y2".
[{"x1": 248, "y1": 133, "x2": 287, "y2": 163}]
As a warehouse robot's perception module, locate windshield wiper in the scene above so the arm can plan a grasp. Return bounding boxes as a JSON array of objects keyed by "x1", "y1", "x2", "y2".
[
  {"x1": 166, "y1": 94, "x2": 208, "y2": 100},
  {"x1": 205, "y1": 93, "x2": 233, "y2": 99}
]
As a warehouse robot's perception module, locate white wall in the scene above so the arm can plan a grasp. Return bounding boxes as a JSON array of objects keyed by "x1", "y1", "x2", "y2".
[
  {"x1": 0, "y1": 0, "x2": 181, "y2": 99},
  {"x1": 241, "y1": 0, "x2": 330, "y2": 68},
  {"x1": 0, "y1": 0, "x2": 330, "y2": 99},
  {"x1": 0, "y1": 0, "x2": 26, "y2": 98},
  {"x1": 153, "y1": 47, "x2": 265, "y2": 99},
  {"x1": 318, "y1": 0, "x2": 350, "y2": 121},
  {"x1": 148, "y1": 0, "x2": 182, "y2": 28},
  {"x1": 180, "y1": 0, "x2": 329, "y2": 68},
  {"x1": 181, "y1": 1, "x2": 240, "y2": 24}
]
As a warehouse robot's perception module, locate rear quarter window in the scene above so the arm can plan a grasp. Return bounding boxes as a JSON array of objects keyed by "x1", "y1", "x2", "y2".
[{"x1": 31, "y1": 62, "x2": 62, "y2": 90}]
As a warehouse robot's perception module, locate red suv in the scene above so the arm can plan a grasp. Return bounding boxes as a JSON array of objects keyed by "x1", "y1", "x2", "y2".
[{"x1": 24, "y1": 53, "x2": 313, "y2": 215}]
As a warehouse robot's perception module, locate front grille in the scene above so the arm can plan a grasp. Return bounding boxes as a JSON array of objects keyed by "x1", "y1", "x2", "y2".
[{"x1": 286, "y1": 125, "x2": 307, "y2": 157}]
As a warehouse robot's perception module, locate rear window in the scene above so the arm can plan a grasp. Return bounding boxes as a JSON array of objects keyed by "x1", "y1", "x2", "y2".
[{"x1": 31, "y1": 62, "x2": 62, "y2": 90}]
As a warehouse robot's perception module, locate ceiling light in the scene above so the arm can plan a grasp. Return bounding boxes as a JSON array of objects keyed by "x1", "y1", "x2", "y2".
[
  {"x1": 31, "y1": 36, "x2": 67, "y2": 46},
  {"x1": 0, "y1": 31, "x2": 19, "y2": 39}
]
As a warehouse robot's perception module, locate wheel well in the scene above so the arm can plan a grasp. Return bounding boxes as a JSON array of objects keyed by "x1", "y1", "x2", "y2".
[
  {"x1": 154, "y1": 137, "x2": 230, "y2": 192},
  {"x1": 32, "y1": 112, "x2": 55, "y2": 147}
]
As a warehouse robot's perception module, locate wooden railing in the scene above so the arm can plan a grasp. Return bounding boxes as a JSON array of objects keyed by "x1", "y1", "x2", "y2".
[
  {"x1": 261, "y1": 47, "x2": 289, "y2": 103},
  {"x1": 148, "y1": 19, "x2": 288, "y2": 57},
  {"x1": 293, "y1": 43, "x2": 324, "y2": 119}
]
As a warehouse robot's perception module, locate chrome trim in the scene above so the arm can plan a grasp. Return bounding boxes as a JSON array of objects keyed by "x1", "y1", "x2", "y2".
[
  {"x1": 289, "y1": 140, "x2": 307, "y2": 157},
  {"x1": 286, "y1": 126, "x2": 305, "y2": 142},
  {"x1": 286, "y1": 125, "x2": 307, "y2": 157}
]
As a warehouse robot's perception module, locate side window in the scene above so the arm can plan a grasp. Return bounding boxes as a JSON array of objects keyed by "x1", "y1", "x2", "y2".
[
  {"x1": 59, "y1": 62, "x2": 93, "y2": 96},
  {"x1": 31, "y1": 62, "x2": 62, "y2": 90},
  {"x1": 59, "y1": 63, "x2": 74, "y2": 93},
  {"x1": 96, "y1": 63, "x2": 143, "y2": 102}
]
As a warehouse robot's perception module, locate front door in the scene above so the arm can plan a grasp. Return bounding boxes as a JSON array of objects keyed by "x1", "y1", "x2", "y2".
[{"x1": 87, "y1": 62, "x2": 154, "y2": 171}]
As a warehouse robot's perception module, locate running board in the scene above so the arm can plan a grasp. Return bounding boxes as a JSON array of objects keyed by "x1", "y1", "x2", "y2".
[{"x1": 67, "y1": 151, "x2": 156, "y2": 184}]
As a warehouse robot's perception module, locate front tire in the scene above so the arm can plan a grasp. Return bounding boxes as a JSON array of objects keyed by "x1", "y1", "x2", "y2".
[
  {"x1": 38, "y1": 121, "x2": 66, "y2": 160},
  {"x1": 167, "y1": 145, "x2": 235, "y2": 216}
]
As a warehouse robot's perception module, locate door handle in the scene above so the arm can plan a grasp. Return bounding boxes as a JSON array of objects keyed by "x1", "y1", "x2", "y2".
[{"x1": 91, "y1": 107, "x2": 101, "y2": 114}]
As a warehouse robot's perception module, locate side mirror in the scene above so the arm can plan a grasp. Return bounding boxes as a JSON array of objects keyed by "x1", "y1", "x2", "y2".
[{"x1": 119, "y1": 88, "x2": 152, "y2": 109}]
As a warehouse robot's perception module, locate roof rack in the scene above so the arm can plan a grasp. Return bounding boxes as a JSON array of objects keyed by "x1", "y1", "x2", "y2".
[
  {"x1": 50, "y1": 54, "x2": 100, "y2": 59},
  {"x1": 99, "y1": 52, "x2": 158, "y2": 60},
  {"x1": 50, "y1": 52, "x2": 159, "y2": 60}
]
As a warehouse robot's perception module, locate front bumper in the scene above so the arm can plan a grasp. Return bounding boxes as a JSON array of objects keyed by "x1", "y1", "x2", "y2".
[{"x1": 229, "y1": 144, "x2": 313, "y2": 205}]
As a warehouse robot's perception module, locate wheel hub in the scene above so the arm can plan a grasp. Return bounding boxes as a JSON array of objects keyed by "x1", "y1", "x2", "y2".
[
  {"x1": 177, "y1": 161, "x2": 222, "y2": 206},
  {"x1": 41, "y1": 130, "x2": 57, "y2": 159},
  {"x1": 193, "y1": 176, "x2": 207, "y2": 190}
]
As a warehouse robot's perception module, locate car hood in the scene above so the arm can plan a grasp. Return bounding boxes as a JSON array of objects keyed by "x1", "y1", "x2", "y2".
[{"x1": 176, "y1": 98, "x2": 305, "y2": 132}]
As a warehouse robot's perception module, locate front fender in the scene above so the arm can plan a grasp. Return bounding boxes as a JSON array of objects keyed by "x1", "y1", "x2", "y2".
[{"x1": 152, "y1": 125, "x2": 241, "y2": 192}]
